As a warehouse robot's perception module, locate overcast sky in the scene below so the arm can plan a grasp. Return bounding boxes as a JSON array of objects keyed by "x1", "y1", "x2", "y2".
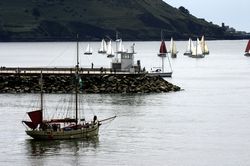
[{"x1": 164, "y1": 0, "x2": 250, "y2": 32}]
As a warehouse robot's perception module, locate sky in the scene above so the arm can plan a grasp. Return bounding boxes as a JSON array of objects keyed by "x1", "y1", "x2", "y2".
[{"x1": 164, "y1": 0, "x2": 250, "y2": 32}]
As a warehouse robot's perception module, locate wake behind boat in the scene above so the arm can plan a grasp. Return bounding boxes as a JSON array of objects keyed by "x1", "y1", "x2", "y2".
[{"x1": 22, "y1": 36, "x2": 116, "y2": 140}]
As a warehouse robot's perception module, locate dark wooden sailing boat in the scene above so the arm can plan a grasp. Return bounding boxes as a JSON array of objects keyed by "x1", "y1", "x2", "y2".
[{"x1": 22, "y1": 36, "x2": 116, "y2": 140}]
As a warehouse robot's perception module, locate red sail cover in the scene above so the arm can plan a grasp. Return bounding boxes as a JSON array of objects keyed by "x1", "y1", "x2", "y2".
[
  {"x1": 245, "y1": 40, "x2": 250, "y2": 52},
  {"x1": 159, "y1": 40, "x2": 167, "y2": 54}
]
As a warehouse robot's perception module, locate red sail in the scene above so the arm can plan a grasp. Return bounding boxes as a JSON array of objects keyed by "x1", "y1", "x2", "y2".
[
  {"x1": 22, "y1": 121, "x2": 38, "y2": 130},
  {"x1": 159, "y1": 40, "x2": 167, "y2": 54},
  {"x1": 28, "y1": 110, "x2": 42, "y2": 125},
  {"x1": 245, "y1": 40, "x2": 250, "y2": 52}
]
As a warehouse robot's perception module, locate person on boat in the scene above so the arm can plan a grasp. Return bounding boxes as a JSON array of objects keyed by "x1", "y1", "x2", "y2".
[
  {"x1": 91, "y1": 62, "x2": 94, "y2": 69},
  {"x1": 156, "y1": 69, "x2": 161, "y2": 72},
  {"x1": 93, "y1": 115, "x2": 98, "y2": 125}
]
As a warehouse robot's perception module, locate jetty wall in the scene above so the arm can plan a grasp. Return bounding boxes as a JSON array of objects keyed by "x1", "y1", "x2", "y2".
[{"x1": 0, "y1": 73, "x2": 181, "y2": 94}]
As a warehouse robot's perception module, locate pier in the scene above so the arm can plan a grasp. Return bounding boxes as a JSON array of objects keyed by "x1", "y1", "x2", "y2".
[{"x1": 0, "y1": 67, "x2": 144, "y2": 75}]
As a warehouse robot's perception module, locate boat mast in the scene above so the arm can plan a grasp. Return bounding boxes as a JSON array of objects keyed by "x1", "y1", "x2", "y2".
[
  {"x1": 40, "y1": 70, "x2": 43, "y2": 122},
  {"x1": 75, "y1": 34, "x2": 79, "y2": 124},
  {"x1": 160, "y1": 30, "x2": 165, "y2": 73},
  {"x1": 115, "y1": 31, "x2": 118, "y2": 61}
]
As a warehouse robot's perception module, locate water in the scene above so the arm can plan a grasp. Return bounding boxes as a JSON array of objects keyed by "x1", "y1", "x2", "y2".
[{"x1": 0, "y1": 40, "x2": 250, "y2": 166}]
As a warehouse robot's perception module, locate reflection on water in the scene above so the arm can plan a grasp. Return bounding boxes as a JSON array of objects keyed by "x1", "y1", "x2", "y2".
[{"x1": 26, "y1": 137, "x2": 99, "y2": 156}]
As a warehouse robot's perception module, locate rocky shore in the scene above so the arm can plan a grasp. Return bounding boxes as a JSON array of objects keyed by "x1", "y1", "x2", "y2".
[{"x1": 0, "y1": 74, "x2": 181, "y2": 94}]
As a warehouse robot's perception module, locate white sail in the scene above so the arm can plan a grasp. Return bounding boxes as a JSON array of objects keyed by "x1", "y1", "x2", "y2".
[
  {"x1": 118, "y1": 39, "x2": 123, "y2": 53},
  {"x1": 200, "y1": 35, "x2": 209, "y2": 54},
  {"x1": 107, "y1": 41, "x2": 114, "y2": 57},
  {"x1": 170, "y1": 37, "x2": 177, "y2": 57},
  {"x1": 172, "y1": 42, "x2": 177, "y2": 55},
  {"x1": 184, "y1": 38, "x2": 194, "y2": 55},
  {"x1": 98, "y1": 39, "x2": 107, "y2": 53},
  {"x1": 84, "y1": 43, "x2": 93, "y2": 55},
  {"x1": 204, "y1": 43, "x2": 209, "y2": 54},
  {"x1": 187, "y1": 38, "x2": 192, "y2": 52},
  {"x1": 192, "y1": 38, "x2": 203, "y2": 57}
]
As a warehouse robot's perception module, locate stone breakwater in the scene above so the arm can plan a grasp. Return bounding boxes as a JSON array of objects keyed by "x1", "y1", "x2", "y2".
[{"x1": 0, "y1": 74, "x2": 181, "y2": 93}]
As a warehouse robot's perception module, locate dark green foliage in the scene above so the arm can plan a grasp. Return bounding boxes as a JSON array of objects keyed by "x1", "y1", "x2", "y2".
[{"x1": 179, "y1": 6, "x2": 189, "y2": 15}]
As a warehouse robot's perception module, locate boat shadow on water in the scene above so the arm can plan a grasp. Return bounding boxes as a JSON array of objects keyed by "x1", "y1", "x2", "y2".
[{"x1": 25, "y1": 136, "x2": 99, "y2": 156}]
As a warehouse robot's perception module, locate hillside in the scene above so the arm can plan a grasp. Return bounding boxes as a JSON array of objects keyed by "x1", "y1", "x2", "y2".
[{"x1": 0, "y1": 0, "x2": 246, "y2": 41}]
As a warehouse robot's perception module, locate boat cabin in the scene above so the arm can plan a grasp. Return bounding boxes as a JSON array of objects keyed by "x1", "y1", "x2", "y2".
[{"x1": 111, "y1": 44, "x2": 141, "y2": 73}]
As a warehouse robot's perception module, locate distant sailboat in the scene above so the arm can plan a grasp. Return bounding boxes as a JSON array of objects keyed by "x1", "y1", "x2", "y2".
[
  {"x1": 169, "y1": 37, "x2": 178, "y2": 58},
  {"x1": 98, "y1": 39, "x2": 107, "y2": 54},
  {"x1": 189, "y1": 38, "x2": 205, "y2": 58},
  {"x1": 150, "y1": 33, "x2": 172, "y2": 77},
  {"x1": 157, "y1": 40, "x2": 167, "y2": 57},
  {"x1": 84, "y1": 43, "x2": 93, "y2": 55},
  {"x1": 184, "y1": 38, "x2": 194, "y2": 56},
  {"x1": 244, "y1": 40, "x2": 250, "y2": 56},
  {"x1": 200, "y1": 35, "x2": 209, "y2": 55},
  {"x1": 107, "y1": 41, "x2": 115, "y2": 58},
  {"x1": 117, "y1": 39, "x2": 126, "y2": 53}
]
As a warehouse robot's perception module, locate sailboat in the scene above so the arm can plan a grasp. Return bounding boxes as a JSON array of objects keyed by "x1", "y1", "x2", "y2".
[
  {"x1": 106, "y1": 40, "x2": 115, "y2": 58},
  {"x1": 22, "y1": 36, "x2": 116, "y2": 140},
  {"x1": 189, "y1": 38, "x2": 205, "y2": 58},
  {"x1": 200, "y1": 35, "x2": 209, "y2": 55},
  {"x1": 117, "y1": 39, "x2": 126, "y2": 53},
  {"x1": 184, "y1": 38, "x2": 194, "y2": 56},
  {"x1": 244, "y1": 40, "x2": 250, "y2": 56},
  {"x1": 84, "y1": 43, "x2": 93, "y2": 55},
  {"x1": 150, "y1": 37, "x2": 172, "y2": 77},
  {"x1": 98, "y1": 39, "x2": 107, "y2": 54},
  {"x1": 169, "y1": 37, "x2": 178, "y2": 58},
  {"x1": 158, "y1": 40, "x2": 167, "y2": 57}
]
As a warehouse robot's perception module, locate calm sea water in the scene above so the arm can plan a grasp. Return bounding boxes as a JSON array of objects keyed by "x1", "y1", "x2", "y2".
[{"x1": 0, "y1": 40, "x2": 250, "y2": 166}]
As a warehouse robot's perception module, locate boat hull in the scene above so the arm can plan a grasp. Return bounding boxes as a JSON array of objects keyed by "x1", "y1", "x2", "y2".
[
  {"x1": 183, "y1": 52, "x2": 192, "y2": 56},
  {"x1": 26, "y1": 124, "x2": 99, "y2": 140},
  {"x1": 244, "y1": 53, "x2": 250, "y2": 56},
  {"x1": 157, "y1": 53, "x2": 167, "y2": 57},
  {"x1": 84, "y1": 52, "x2": 92, "y2": 55},
  {"x1": 107, "y1": 54, "x2": 115, "y2": 58},
  {"x1": 171, "y1": 53, "x2": 177, "y2": 58},
  {"x1": 148, "y1": 72, "x2": 172, "y2": 77},
  {"x1": 189, "y1": 54, "x2": 205, "y2": 58},
  {"x1": 98, "y1": 51, "x2": 106, "y2": 54}
]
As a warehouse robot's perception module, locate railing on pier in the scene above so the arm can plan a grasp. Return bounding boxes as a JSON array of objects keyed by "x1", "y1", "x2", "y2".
[{"x1": 0, "y1": 67, "x2": 144, "y2": 75}]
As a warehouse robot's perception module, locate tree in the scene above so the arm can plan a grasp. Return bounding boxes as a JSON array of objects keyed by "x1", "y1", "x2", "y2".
[{"x1": 178, "y1": 6, "x2": 190, "y2": 15}]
